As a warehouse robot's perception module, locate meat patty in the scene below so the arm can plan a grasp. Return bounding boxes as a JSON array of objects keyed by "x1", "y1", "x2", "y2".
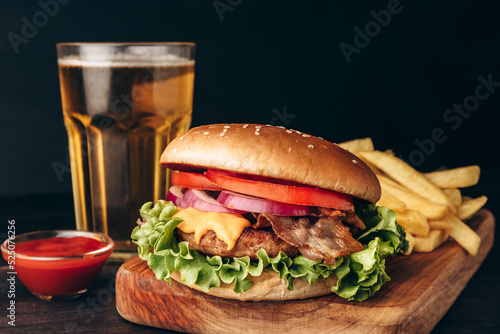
[
  {"x1": 176, "y1": 227, "x2": 300, "y2": 259},
  {"x1": 176, "y1": 211, "x2": 365, "y2": 264}
]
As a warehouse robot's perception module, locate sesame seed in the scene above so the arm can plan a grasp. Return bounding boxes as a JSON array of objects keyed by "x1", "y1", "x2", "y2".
[
  {"x1": 203, "y1": 132, "x2": 209, "y2": 135},
  {"x1": 302, "y1": 134, "x2": 310, "y2": 138},
  {"x1": 224, "y1": 125, "x2": 230, "y2": 128},
  {"x1": 223, "y1": 128, "x2": 228, "y2": 132},
  {"x1": 352, "y1": 159, "x2": 358, "y2": 164},
  {"x1": 288, "y1": 147, "x2": 292, "y2": 153},
  {"x1": 243, "y1": 124, "x2": 249, "y2": 128},
  {"x1": 255, "y1": 128, "x2": 261, "y2": 132},
  {"x1": 318, "y1": 137, "x2": 323, "y2": 140},
  {"x1": 266, "y1": 124, "x2": 272, "y2": 126},
  {"x1": 178, "y1": 136, "x2": 184, "y2": 140},
  {"x1": 286, "y1": 130, "x2": 292, "y2": 133},
  {"x1": 308, "y1": 145, "x2": 314, "y2": 149},
  {"x1": 220, "y1": 132, "x2": 226, "y2": 137},
  {"x1": 277, "y1": 126, "x2": 285, "y2": 129},
  {"x1": 255, "y1": 131, "x2": 260, "y2": 135},
  {"x1": 295, "y1": 130, "x2": 302, "y2": 134}
]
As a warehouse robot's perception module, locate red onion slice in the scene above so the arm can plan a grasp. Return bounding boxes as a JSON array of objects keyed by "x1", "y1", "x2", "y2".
[
  {"x1": 166, "y1": 186, "x2": 188, "y2": 208},
  {"x1": 217, "y1": 191, "x2": 311, "y2": 216},
  {"x1": 183, "y1": 189, "x2": 245, "y2": 214}
]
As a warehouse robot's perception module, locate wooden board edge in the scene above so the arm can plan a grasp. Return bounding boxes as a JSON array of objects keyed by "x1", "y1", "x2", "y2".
[{"x1": 393, "y1": 209, "x2": 495, "y2": 333}]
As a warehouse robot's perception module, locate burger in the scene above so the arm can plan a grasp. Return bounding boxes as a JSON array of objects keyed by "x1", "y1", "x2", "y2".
[{"x1": 131, "y1": 124, "x2": 408, "y2": 302}]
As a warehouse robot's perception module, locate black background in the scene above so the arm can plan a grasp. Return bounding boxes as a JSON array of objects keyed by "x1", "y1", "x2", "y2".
[
  {"x1": 1, "y1": 0, "x2": 500, "y2": 260},
  {"x1": 1, "y1": 0, "x2": 499, "y2": 198}
]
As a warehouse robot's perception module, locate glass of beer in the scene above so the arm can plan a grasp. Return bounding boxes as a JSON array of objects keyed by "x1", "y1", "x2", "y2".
[{"x1": 56, "y1": 43, "x2": 195, "y2": 262}]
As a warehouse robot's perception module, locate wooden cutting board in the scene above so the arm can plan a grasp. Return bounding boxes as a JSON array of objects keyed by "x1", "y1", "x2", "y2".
[{"x1": 115, "y1": 209, "x2": 495, "y2": 334}]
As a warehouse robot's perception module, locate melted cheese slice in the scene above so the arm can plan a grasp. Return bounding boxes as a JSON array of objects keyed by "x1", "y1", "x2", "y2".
[{"x1": 174, "y1": 208, "x2": 251, "y2": 250}]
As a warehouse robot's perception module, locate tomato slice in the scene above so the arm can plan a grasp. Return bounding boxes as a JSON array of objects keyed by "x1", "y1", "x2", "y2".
[
  {"x1": 205, "y1": 170, "x2": 354, "y2": 211},
  {"x1": 171, "y1": 172, "x2": 223, "y2": 191}
]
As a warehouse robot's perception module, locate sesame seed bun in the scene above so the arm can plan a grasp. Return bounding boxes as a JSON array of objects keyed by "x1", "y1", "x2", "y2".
[{"x1": 160, "y1": 124, "x2": 381, "y2": 203}]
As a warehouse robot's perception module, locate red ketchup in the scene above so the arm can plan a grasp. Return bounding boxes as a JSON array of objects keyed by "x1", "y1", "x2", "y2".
[{"x1": 4, "y1": 236, "x2": 112, "y2": 298}]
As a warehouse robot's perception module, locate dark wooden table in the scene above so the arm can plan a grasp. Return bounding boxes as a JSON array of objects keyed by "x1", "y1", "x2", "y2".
[{"x1": 1, "y1": 191, "x2": 499, "y2": 333}]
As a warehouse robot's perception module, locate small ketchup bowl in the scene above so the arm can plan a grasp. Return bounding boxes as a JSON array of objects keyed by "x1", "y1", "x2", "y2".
[{"x1": 1, "y1": 230, "x2": 113, "y2": 301}]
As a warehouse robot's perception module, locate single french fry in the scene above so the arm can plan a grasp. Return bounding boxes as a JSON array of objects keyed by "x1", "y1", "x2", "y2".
[
  {"x1": 428, "y1": 220, "x2": 452, "y2": 230},
  {"x1": 353, "y1": 151, "x2": 384, "y2": 175},
  {"x1": 424, "y1": 166, "x2": 480, "y2": 188},
  {"x1": 378, "y1": 175, "x2": 448, "y2": 220},
  {"x1": 356, "y1": 155, "x2": 381, "y2": 175},
  {"x1": 457, "y1": 196, "x2": 488, "y2": 220},
  {"x1": 442, "y1": 188, "x2": 462, "y2": 209},
  {"x1": 442, "y1": 213, "x2": 481, "y2": 256},
  {"x1": 337, "y1": 137, "x2": 374, "y2": 152},
  {"x1": 377, "y1": 173, "x2": 402, "y2": 188},
  {"x1": 359, "y1": 151, "x2": 455, "y2": 212},
  {"x1": 384, "y1": 149, "x2": 395, "y2": 156},
  {"x1": 377, "y1": 189, "x2": 407, "y2": 212},
  {"x1": 462, "y1": 196, "x2": 472, "y2": 202},
  {"x1": 403, "y1": 233, "x2": 415, "y2": 256},
  {"x1": 395, "y1": 210, "x2": 429, "y2": 237},
  {"x1": 413, "y1": 229, "x2": 449, "y2": 253}
]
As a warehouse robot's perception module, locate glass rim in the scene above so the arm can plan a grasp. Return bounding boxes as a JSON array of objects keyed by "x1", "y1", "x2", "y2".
[
  {"x1": 56, "y1": 42, "x2": 195, "y2": 63},
  {"x1": 56, "y1": 42, "x2": 195, "y2": 47},
  {"x1": 1, "y1": 229, "x2": 114, "y2": 261}
]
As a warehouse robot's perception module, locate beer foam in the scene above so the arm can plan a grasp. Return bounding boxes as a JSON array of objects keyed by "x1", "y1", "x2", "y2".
[{"x1": 58, "y1": 54, "x2": 194, "y2": 67}]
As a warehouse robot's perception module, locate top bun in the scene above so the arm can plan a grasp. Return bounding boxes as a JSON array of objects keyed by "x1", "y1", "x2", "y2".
[{"x1": 161, "y1": 124, "x2": 381, "y2": 203}]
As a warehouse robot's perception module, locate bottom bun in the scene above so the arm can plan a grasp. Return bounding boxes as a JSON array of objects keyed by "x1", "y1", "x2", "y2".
[{"x1": 171, "y1": 269, "x2": 338, "y2": 301}]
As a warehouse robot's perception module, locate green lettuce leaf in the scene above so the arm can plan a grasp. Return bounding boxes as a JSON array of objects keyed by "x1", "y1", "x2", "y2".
[
  {"x1": 355, "y1": 202, "x2": 409, "y2": 255},
  {"x1": 131, "y1": 199, "x2": 408, "y2": 301}
]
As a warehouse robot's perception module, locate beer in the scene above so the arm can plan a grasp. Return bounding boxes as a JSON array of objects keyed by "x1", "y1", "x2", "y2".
[{"x1": 57, "y1": 51, "x2": 194, "y2": 260}]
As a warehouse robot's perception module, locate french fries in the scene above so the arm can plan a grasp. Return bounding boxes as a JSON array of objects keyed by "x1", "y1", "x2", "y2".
[
  {"x1": 413, "y1": 230, "x2": 449, "y2": 253},
  {"x1": 377, "y1": 175, "x2": 448, "y2": 220},
  {"x1": 428, "y1": 220, "x2": 452, "y2": 231},
  {"x1": 393, "y1": 209, "x2": 429, "y2": 237},
  {"x1": 458, "y1": 196, "x2": 488, "y2": 220},
  {"x1": 441, "y1": 213, "x2": 481, "y2": 256},
  {"x1": 424, "y1": 166, "x2": 480, "y2": 188},
  {"x1": 403, "y1": 233, "x2": 416, "y2": 256},
  {"x1": 377, "y1": 189, "x2": 407, "y2": 212},
  {"x1": 442, "y1": 188, "x2": 462, "y2": 209},
  {"x1": 339, "y1": 138, "x2": 487, "y2": 256},
  {"x1": 358, "y1": 151, "x2": 455, "y2": 213}
]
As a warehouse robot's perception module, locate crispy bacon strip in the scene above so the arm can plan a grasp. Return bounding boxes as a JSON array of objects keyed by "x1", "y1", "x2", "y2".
[
  {"x1": 316, "y1": 207, "x2": 366, "y2": 230},
  {"x1": 251, "y1": 213, "x2": 272, "y2": 229},
  {"x1": 262, "y1": 214, "x2": 363, "y2": 265}
]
